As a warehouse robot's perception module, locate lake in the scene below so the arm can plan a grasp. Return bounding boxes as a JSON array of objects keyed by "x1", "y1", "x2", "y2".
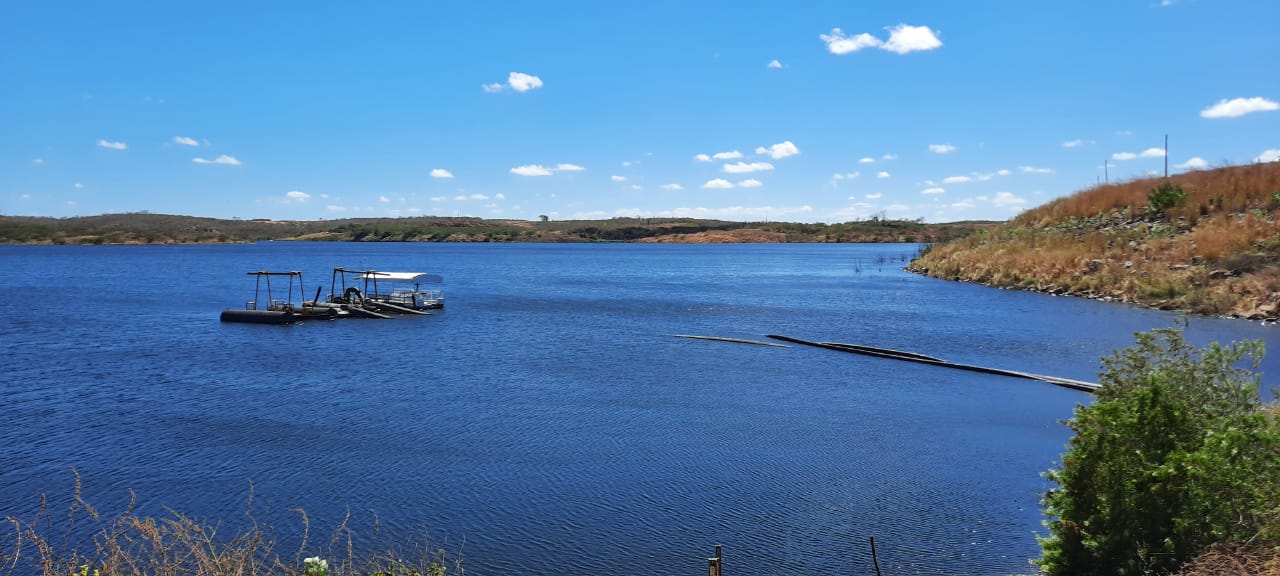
[{"x1": 1, "y1": 242, "x2": 1274, "y2": 575}]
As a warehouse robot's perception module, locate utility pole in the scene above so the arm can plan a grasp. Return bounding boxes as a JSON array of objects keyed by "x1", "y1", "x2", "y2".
[
  {"x1": 1104, "y1": 159, "x2": 1109, "y2": 184},
  {"x1": 1164, "y1": 134, "x2": 1169, "y2": 178}
]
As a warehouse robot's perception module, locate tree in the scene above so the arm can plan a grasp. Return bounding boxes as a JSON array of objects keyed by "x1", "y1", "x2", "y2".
[{"x1": 1037, "y1": 327, "x2": 1280, "y2": 575}]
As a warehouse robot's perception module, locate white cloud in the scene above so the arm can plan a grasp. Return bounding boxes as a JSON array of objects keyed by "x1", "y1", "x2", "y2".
[
  {"x1": 1019, "y1": 165, "x2": 1055, "y2": 174},
  {"x1": 1176, "y1": 157, "x2": 1208, "y2": 170},
  {"x1": 882, "y1": 153, "x2": 898, "y2": 160},
  {"x1": 511, "y1": 164, "x2": 554, "y2": 176},
  {"x1": 820, "y1": 28, "x2": 882, "y2": 54},
  {"x1": 1140, "y1": 148, "x2": 1166, "y2": 158},
  {"x1": 755, "y1": 140, "x2": 799, "y2": 159},
  {"x1": 611, "y1": 175, "x2": 626, "y2": 182},
  {"x1": 921, "y1": 187, "x2": 945, "y2": 195},
  {"x1": 431, "y1": 197, "x2": 446, "y2": 202},
  {"x1": 951, "y1": 199, "x2": 975, "y2": 209},
  {"x1": 286, "y1": 190, "x2": 311, "y2": 203},
  {"x1": 1062, "y1": 139, "x2": 1084, "y2": 148},
  {"x1": 193, "y1": 154, "x2": 242, "y2": 166},
  {"x1": 822, "y1": 25, "x2": 941, "y2": 56},
  {"x1": 74, "y1": 182, "x2": 83, "y2": 189},
  {"x1": 630, "y1": 185, "x2": 642, "y2": 190},
  {"x1": 882, "y1": 24, "x2": 943, "y2": 54},
  {"x1": 713, "y1": 150, "x2": 743, "y2": 160},
  {"x1": 555, "y1": 163, "x2": 586, "y2": 172},
  {"x1": 1256, "y1": 149, "x2": 1280, "y2": 163},
  {"x1": 701, "y1": 179, "x2": 734, "y2": 189},
  {"x1": 1200, "y1": 97, "x2": 1279, "y2": 119},
  {"x1": 454, "y1": 193, "x2": 490, "y2": 201},
  {"x1": 928, "y1": 143, "x2": 956, "y2": 154},
  {"x1": 876, "y1": 171, "x2": 891, "y2": 179},
  {"x1": 173, "y1": 136, "x2": 199, "y2": 147},
  {"x1": 738, "y1": 179, "x2": 763, "y2": 188},
  {"x1": 97, "y1": 139, "x2": 127, "y2": 150},
  {"x1": 495, "y1": 193, "x2": 505, "y2": 199},
  {"x1": 483, "y1": 72, "x2": 544, "y2": 93},
  {"x1": 992, "y1": 191, "x2": 1026, "y2": 208},
  {"x1": 942, "y1": 175, "x2": 972, "y2": 184},
  {"x1": 661, "y1": 183, "x2": 684, "y2": 190},
  {"x1": 1116, "y1": 130, "x2": 1134, "y2": 136},
  {"x1": 858, "y1": 157, "x2": 875, "y2": 164},
  {"x1": 378, "y1": 195, "x2": 390, "y2": 204},
  {"x1": 767, "y1": 59, "x2": 782, "y2": 69},
  {"x1": 1112, "y1": 152, "x2": 1138, "y2": 161},
  {"x1": 866, "y1": 193, "x2": 883, "y2": 199},
  {"x1": 327, "y1": 205, "x2": 347, "y2": 212},
  {"x1": 723, "y1": 161, "x2": 775, "y2": 173},
  {"x1": 430, "y1": 168, "x2": 454, "y2": 179},
  {"x1": 832, "y1": 172, "x2": 859, "y2": 180},
  {"x1": 32, "y1": 158, "x2": 44, "y2": 165},
  {"x1": 996, "y1": 169, "x2": 1012, "y2": 176},
  {"x1": 508, "y1": 72, "x2": 543, "y2": 92},
  {"x1": 694, "y1": 154, "x2": 712, "y2": 162}
]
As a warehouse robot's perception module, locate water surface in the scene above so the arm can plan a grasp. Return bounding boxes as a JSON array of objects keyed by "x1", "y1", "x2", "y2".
[{"x1": 1, "y1": 243, "x2": 1274, "y2": 575}]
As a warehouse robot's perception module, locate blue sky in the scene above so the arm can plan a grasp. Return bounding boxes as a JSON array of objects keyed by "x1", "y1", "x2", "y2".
[{"x1": 3, "y1": 1, "x2": 1278, "y2": 223}]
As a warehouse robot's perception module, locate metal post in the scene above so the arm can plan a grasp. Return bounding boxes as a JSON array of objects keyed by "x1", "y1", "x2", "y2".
[{"x1": 708, "y1": 545, "x2": 722, "y2": 576}]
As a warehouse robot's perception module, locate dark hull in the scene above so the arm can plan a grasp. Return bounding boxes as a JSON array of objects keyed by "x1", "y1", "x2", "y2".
[{"x1": 220, "y1": 309, "x2": 295, "y2": 324}]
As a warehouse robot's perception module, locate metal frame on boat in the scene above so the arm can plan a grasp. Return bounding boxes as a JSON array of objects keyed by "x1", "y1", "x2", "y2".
[
  {"x1": 220, "y1": 271, "x2": 339, "y2": 324},
  {"x1": 356, "y1": 270, "x2": 445, "y2": 311},
  {"x1": 324, "y1": 267, "x2": 440, "y2": 317}
]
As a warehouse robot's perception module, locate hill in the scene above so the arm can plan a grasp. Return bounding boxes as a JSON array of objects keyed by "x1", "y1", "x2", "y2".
[
  {"x1": 908, "y1": 161, "x2": 1280, "y2": 319},
  {"x1": 0, "y1": 213, "x2": 991, "y2": 245}
]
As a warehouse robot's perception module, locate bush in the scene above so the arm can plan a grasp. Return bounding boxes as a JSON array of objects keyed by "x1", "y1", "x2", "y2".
[
  {"x1": 1037, "y1": 327, "x2": 1280, "y2": 575},
  {"x1": 1148, "y1": 182, "x2": 1187, "y2": 217}
]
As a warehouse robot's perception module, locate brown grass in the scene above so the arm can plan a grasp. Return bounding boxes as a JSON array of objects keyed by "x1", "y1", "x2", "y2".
[
  {"x1": 2, "y1": 471, "x2": 463, "y2": 576},
  {"x1": 911, "y1": 162, "x2": 1280, "y2": 319},
  {"x1": 1173, "y1": 542, "x2": 1280, "y2": 576}
]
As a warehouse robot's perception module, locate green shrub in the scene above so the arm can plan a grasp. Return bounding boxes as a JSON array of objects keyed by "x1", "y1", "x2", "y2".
[
  {"x1": 1147, "y1": 182, "x2": 1187, "y2": 217},
  {"x1": 1037, "y1": 327, "x2": 1280, "y2": 575}
]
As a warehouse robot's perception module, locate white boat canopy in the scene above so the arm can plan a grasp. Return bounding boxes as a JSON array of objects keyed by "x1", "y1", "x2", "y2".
[{"x1": 355, "y1": 271, "x2": 444, "y2": 284}]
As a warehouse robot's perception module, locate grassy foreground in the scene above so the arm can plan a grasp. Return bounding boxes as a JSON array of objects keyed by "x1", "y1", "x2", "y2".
[
  {"x1": 909, "y1": 161, "x2": 1280, "y2": 319},
  {"x1": 1, "y1": 475, "x2": 461, "y2": 576}
]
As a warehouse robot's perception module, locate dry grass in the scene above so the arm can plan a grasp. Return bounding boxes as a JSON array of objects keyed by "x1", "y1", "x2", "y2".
[
  {"x1": 911, "y1": 162, "x2": 1280, "y2": 319},
  {"x1": 2, "y1": 472, "x2": 462, "y2": 576},
  {"x1": 1173, "y1": 542, "x2": 1280, "y2": 576}
]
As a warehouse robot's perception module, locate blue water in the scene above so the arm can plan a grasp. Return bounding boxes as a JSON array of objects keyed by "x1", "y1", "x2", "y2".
[{"x1": 1, "y1": 243, "x2": 1275, "y2": 575}]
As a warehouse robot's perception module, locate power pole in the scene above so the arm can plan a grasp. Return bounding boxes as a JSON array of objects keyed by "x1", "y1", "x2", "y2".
[
  {"x1": 1104, "y1": 159, "x2": 1109, "y2": 184},
  {"x1": 1164, "y1": 134, "x2": 1169, "y2": 178}
]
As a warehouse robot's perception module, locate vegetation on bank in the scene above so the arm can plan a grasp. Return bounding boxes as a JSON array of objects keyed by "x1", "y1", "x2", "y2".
[
  {"x1": 1038, "y1": 327, "x2": 1280, "y2": 575},
  {"x1": 0, "y1": 213, "x2": 991, "y2": 245},
  {"x1": 909, "y1": 161, "x2": 1280, "y2": 319}
]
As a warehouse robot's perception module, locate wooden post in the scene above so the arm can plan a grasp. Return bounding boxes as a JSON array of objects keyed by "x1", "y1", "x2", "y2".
[{"x1": 708, "y1": 545, "x2": 722, "y2": 576}]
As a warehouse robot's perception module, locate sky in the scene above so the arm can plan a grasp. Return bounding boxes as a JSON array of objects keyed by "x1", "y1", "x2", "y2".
[{"x1": 3, "y1": 1, "x2": 1279, "y2": 223}]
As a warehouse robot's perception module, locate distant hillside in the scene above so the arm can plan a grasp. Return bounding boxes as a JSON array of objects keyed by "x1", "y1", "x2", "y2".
[
  {"x1": 909, "y1": 162, "x2": 1280, "y2": 319},
  {"x1": 0, "y1": 213, "x2": 991, "y2": 245}
]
